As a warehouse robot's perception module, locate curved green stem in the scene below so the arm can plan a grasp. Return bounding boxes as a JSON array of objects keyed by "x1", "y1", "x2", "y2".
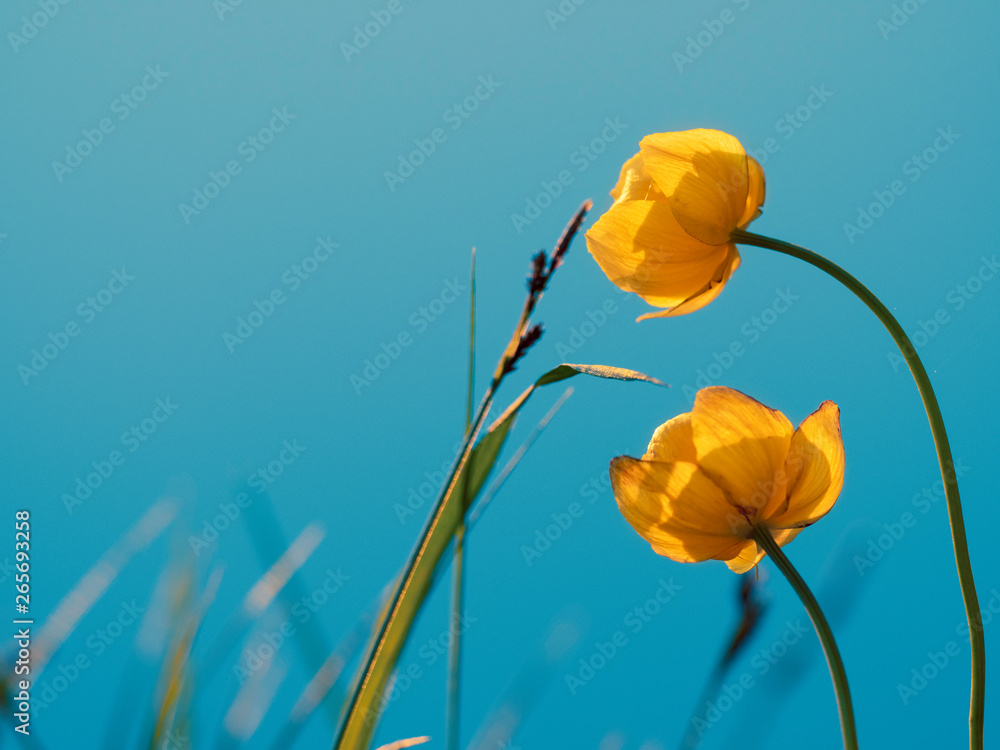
[
  {"x1": 733, "y1": 228, "x2": 983, "y2": 750},
  {"x1": 751, "y1": 526, "x2": 857, "y2": 750}
]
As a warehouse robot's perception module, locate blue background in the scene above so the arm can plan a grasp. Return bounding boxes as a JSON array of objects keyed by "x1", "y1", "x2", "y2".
[{"x1": 3, "y1": 0, "x2": 998, "y2": 748}]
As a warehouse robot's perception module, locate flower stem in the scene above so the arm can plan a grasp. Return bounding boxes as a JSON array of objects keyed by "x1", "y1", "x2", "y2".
[
  {"x1": 733, "y1": 228, "x2": 984, "y2": 750},
  {"x1": 751, "y1": 526, "x2": 858, "y2": 750}
]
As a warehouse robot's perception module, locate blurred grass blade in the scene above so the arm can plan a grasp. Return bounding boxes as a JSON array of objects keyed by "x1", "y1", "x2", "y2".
[
  {"x1": 151, "y1": 564, "x2": 225, "y2": 750},
  {"x1": 202, "y1": 522, "x2": 326, "y2": 678},
  {"x1": 33, "y1": 497, "x2": 178, "y2": 677},
  {"x1": 375, "y1": 738, "x2": 431, "y2": 750},
  {"x1": 678, "y1": 575, "x2": 766, "y2": 750},
  {"x1": 243, "y1": 489, "x2": 339, "y2": 725},
  {"x1": 335, "y1": 363, "x2": 662, "y2": 749},
  {"x1": 101, "y1": 547, "x2": 190, "y2": 749},
  {"x1": 244, "y1": 522, "x2": 326, "y2": 617},
  {"x1": 221, "y1": 633, "x2": 289, "y2": 747}
]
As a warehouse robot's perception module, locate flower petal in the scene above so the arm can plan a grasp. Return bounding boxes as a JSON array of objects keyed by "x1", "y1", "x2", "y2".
[
  {"x1": 609, "y1": 151, "x2": 668, "y2": 205},
  {"x1": 691, "y1": 387, "x2": 793, "y2": 517},
  {"x1": 737, "y1": 155, "x2": 765, "y2": 229},
  {"x1": 643, "y1": 413, "x2": 696, "y2": 463},
  {"x1": 724, "y1": 541, "x2": 763, "y2": 573},
  {"x1": 639, "y1": 130, "x2": 749, "y2": 245},
  {"x1": 635, "y1": 245, "x2": 740, "y2": 320},
  {"x1": 772, "y1": 527, "x2": 804, "y2": 546},
  {"x1": 610, "y1": 457, "x2": 750, "y2": 563},
  {"x1": 771, "y1": 401, "x2": 845, "y2": 528},
  {"x1": 726, "y1": 526, "x2": 804, "y2": 573},
  {"x1": 585, "y1": 200, "x2": 729, "y2": 311}
]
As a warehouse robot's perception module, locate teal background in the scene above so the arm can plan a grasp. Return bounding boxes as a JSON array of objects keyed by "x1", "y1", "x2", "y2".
[{"x1": 2, "y1": 0, "x2": 998, "y2": 747}]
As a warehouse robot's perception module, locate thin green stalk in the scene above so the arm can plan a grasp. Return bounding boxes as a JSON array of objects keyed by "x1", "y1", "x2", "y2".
[
  {"x1": 447, "y1": 248, "x2": 476, "y2": 750},
  {"x1": 733, "y1": 228, "x2": 984, "y2": 750},
  {"x1": 751, "y1": 526, "x2": 857, "y2": 750}
]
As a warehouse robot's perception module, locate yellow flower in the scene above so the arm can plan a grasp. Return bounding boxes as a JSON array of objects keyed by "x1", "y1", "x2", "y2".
[
  {"x1": 585, "y1": 129, "x2": 765, "y2": 319},
  {"x1": 610, "y1": 387, "x2": 844, "y2": 573}
]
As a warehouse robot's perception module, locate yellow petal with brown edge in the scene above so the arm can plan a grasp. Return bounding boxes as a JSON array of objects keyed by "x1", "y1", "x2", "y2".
[
  {"x1": 610, "y1": 152, "x2": 668, "y2": 205},
  {"x1": 724, "y1": 540, "x2": 762, "y2": 573},
  {"x1": 737, "y1": 155, "x2": 766, "y2": 229},
  {"x1": 585, "y1": 200, "x2": 729, "y2": 307},
  {"x1": 691, "y1": 387, "x2": 793, "y2": 517},
  {"x1": 610, "y1": 457, "x2": 751, "y2": 563},
  {"x1": 639, "y1": 130, "x2": 749, "y2": 245},
  {"x1": 769, "y1": 402, "x2": 845, "y2": 529},
  {"x1": 635, "y1": 245, "x2": 740, "y2": 321},
  {"x1": 643, "y1": 413, "x2": 696, "y2": 463}
]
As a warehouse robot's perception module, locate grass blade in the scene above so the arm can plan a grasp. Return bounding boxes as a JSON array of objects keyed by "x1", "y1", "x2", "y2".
[
  {"x1": 33, "y1": 498, "x2": 178, "y2": 677},
  {"x1": 202, "y1": 522, "x2": 326, "y2": 680}
]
